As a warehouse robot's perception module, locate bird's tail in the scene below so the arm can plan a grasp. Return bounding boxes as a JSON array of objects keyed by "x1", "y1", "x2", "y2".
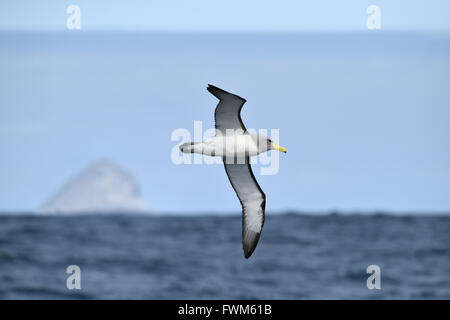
[{"x1": 179, "y1": 142, "x2": 202, "y2": 154}]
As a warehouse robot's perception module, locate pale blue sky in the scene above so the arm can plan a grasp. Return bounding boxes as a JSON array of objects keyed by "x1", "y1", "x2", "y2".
[
  {"x1": 1, "y1": 32, "x2": 450, "y2": 213},
  {"x1": 0, "y1": 0, "x2": 450, "y2": 32},
  {"x1": 1, "y1": 1, "x2": 450, "y2": 213}
]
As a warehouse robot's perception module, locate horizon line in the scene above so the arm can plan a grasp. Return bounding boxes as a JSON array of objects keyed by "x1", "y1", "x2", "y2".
[{"x1": 0, "y1": 209, "x2": 449, "y2": 217}]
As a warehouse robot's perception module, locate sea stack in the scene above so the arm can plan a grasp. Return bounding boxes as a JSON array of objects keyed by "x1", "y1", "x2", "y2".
[{"x1": 38, "y1": 160, "x2": 150, "y2": 214}]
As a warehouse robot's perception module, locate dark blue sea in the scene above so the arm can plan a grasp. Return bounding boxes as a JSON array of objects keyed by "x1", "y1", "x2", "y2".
[{"x1": 0, "y1": 213, "x2": 449, "y2": 299}]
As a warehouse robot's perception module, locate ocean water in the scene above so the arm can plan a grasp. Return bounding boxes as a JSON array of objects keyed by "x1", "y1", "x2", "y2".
[{"x1": 0, "y1": 213, "x2": 449, "y2": 299}]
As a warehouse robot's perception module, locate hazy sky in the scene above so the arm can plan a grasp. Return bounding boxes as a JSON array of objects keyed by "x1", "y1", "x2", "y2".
[
  {"x1": 1, "y1": 31, "x2": 449, "y2": 213},
  {"x1": 1, "y1": 1, "x2": 450, "y2": 213},
  {"x1": 0, "y1": 0, "x2": 450, "y2": 33}
]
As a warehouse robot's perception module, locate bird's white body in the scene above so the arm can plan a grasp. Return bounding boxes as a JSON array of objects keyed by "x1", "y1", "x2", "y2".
[{"x1": 183, "y1": 134, "x2": 262, "y2": 158}]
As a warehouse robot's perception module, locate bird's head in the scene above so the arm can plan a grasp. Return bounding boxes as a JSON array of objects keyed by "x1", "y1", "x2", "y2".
[
  {"x1": 268, "y1": 138, "x2": 287, "y2": 153},
  {"x1": 261, "y1": 137, "x2": 287, "y2": 153}
]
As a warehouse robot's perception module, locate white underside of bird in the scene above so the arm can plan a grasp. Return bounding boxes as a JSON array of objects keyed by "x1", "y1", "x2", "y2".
[
  {"x1": 181, "y1": 134, "x2": 265, "y2": 158},
  {"x1": 179, "y1": 84, "x2": 286, "y2": 259}
]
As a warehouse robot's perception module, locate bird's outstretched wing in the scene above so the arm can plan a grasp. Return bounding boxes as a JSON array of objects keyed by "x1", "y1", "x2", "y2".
[
  {"x1": 224, "y1": 158, "x2": 265, "y2": 259},
  {"x1": 207, "y1": 84, "x2": 247, "y2": 135}
]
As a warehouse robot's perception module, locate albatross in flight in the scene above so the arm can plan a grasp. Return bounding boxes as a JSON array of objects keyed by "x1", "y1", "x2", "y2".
[{"x1": 180, "y1": 85, "x2": 287, "y2": 258}]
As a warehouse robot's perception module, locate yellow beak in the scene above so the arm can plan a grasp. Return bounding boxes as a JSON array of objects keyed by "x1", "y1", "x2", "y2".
[{"x1": 272, "y1": 143, "x2": 287, "y2": 153}]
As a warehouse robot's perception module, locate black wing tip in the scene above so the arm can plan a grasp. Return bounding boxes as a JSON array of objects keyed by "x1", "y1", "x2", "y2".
[
  {"x1": 243, "y1": 230, "x2": 261, "y2": 259},
  {"x1": 207, "y1": 84, "x2": 229, "y2": 99},
  {"x1": 207, "y1": 84, "x2": 247, "y2": 102}
]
